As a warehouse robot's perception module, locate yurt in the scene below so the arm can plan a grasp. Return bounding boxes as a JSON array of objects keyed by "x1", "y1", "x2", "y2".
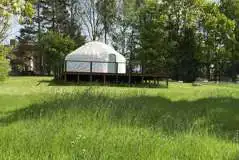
[{"x1": 65, "y1": 41, "x2": 126, "y2": 74}]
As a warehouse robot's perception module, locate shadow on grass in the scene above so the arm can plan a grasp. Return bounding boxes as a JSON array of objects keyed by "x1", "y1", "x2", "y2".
[
  {"x1": 1, "y1": 88, "x2": 239, "y2": 142},
  {"x1": 37, "y1": 79, "x2": 169, "y2": 89}
]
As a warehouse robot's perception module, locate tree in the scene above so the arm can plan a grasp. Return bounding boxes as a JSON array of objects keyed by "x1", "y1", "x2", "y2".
[
  {"x1": 17, "y1": 0, "x2": 85, "y2": 74},
  {"x1": 66, "y1": 0, "x2": 86, "y2": 46},
  {"x1": 36, "y1": 0, "x2": 85, "y2": 43},
  {"x1": 75, "y1": 0, "x2": 102, "y2": 41},
  {"x1": 199, "y1": 2, "x2": 235, "y2": 80},
  {"x1": 220, "y1": 0, "x2": 239, "y2": 81},
  {"x1": 0, "y1": 0, "x2": 34, "y2": 42},
  {"x1": 138, "y1": 0, "x2": 169, "y2": 73},
  {"x1": 0, "y1": 7, "x2": 10, "y2": 42},
  {"x1": 170, "y1": 0, "x2": 204, "y2": 82},
  {"x1": 0, "y1": 0, "x2": 34, "y2": 81},
  {"x1": 133, "y1": 0, "x2": 235, "y2": 82},
  {"x1": 111, "y1": 0, "x2": 141, "y2": 59},
  {"x1": 96, "y1": 0, "x2": 116, "y2": 44},
  {"x1": 38, "y1": 31, "x2": 76, "y2": 75},
  {"x1": 41, "y1": 0, "x2": 69, "y2": 32}
]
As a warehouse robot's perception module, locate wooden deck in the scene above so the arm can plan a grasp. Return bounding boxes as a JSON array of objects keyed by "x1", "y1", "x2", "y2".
[
  {"x1": 61, "y1": 72, "x2": 169, "y2": 87},
  {"x1": 55, "y1": 60, "x2": 169, "y2": 87}
]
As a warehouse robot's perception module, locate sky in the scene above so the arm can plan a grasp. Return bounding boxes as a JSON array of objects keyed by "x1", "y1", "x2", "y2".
[{"x1": 3, "y1": 16, "x2": 22, "y2": 44}]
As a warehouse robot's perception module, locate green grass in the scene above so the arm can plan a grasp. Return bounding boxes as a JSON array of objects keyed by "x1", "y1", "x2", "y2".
[{"x1": 1, "y1": 77, "x2": 239, "y2": 160}]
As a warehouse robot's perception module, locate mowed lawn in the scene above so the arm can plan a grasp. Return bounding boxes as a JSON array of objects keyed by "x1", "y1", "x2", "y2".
[{"x1": 1, "y1": 77, "x2": 239, "y2": 160}]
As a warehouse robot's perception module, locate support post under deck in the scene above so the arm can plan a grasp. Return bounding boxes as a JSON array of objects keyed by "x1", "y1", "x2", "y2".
[
  {"x1": 90, "y1": 62, "x2": 93, "y2": 82},
  {"x1": 128, "y1": 74, "x2": 131, "y2": 86},
  {"x1": 77, "y1": 74, "x2": 80, "y2": 84},
  {"x1": 104, "y1": 75, "x2": 106, "y2": 85}
]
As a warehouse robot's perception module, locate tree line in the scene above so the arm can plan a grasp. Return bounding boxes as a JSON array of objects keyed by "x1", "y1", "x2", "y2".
[{"x1": 1, "y1": 0, "x2": 239, "y2": 82}]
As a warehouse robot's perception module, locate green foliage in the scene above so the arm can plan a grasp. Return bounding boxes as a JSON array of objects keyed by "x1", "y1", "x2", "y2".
[
  {"x1": 3, "y1": 0, "x2": 239, "y2": 81},
  {"x1": 0, "y1": 0, "x2": 34, "y2": 41},
  {"x1": 0, "y1": 0, "x2": 34, "y2": 16},
  {"x1": 39, "y1": 31, "x2": 76, "y2": 74},
  {"x1": 138, "y1": 1, "x2": 170, "y2": 72},
  {"x1": 201, "y1": 2, "x2": 235, "y2": 61},
  {"x1": 1, "y1": 77, "x2": 239, "y2": 159},
  {"x1": 0, "y1": 45, "x2": 10, "y2": 82},
  {"x1": 41, "y1": 0, "x2": 69, "y2": 32},
  {"x1": 220, "y1": 0, "x2": 239, "y2": 59},
  {"x1": 128, "y1": 0, "x2": 237, "y2": 81},
  {"x1": 15, "y1": 0, "x2": 85, "y2": 75}
]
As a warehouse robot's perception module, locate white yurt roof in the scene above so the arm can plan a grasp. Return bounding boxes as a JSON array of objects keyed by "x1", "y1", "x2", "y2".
[{"x1": 65, "y1": 41, "x2": 126, "y2": 63}]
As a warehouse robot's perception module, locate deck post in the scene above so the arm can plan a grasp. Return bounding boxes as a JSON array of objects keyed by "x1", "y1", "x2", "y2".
[
  {"x1": 116, "y1": 75, "x2": 119, "y2": 84},
  {"x1": 115, "y1": 62, "x2": 118, "y2": 74},
  {"x1": 90, "y1": 75, "x2": 93, "y2": 82},
  {"x1": 90, "y1": 61, "x2": 93, "y2": 82},
  {"x1": 116, "y1": 62, "x2": 119, "y2": 84},
  {"x1": 90, "y1": 61, "x2": 93, "y2": 73},
  {"x1": 141, "y1": 76, "x2": 144, "y2": 84},
  {"x1": 77, "y1": 74, "x2": 80, "y2": 84},
  {"x1": 128, "y1": 74, "x2": 131, "y2": 86},
  {"x1": 104, "y1": 75, "x2": 106, "y2": 85}
]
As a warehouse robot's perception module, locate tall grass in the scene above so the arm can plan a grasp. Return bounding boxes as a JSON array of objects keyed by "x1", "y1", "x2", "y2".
[{"x1": 0, "y1": 77, "x2": 239, "y2": 160}]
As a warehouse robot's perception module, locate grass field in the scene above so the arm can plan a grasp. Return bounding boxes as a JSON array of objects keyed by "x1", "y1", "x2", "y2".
[{"x1": 1, "y1": 77, "x2": 239, "y2": 160}]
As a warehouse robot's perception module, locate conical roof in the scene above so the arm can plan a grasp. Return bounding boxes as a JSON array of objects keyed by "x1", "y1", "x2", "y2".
[{"x1": 65, "y1": 41, "x2": 126, "y2": 63}]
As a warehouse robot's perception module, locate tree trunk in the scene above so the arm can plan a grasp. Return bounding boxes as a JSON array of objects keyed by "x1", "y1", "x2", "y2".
[
  {"x1": 37, "y1": 0, "x2": 43, "y2": 74},
  {"x1": 52, "y1": 0, "x2": 56, "y2": 31},
  {"x1": 93, "y1": 34, "x2": 96, "y2": 41},
  {"x1": 104, "y1": 28, "x2": 107, "y2": 44},
  {"x1": 207, "y1": 64, "x2": 210, "y2": 81}
]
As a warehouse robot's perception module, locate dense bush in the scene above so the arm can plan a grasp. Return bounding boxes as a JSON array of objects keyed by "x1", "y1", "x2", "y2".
[
  {"x1": 0, "y1": 45, "x2": 10, "y2": 82},
  {"x1": 39, "y1": 31, "x2": 76, "y2": 75}
]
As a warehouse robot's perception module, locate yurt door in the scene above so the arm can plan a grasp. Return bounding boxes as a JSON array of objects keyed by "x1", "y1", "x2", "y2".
[{"x1": 108, "y1": 54, "x2": 116, "y2": 73}]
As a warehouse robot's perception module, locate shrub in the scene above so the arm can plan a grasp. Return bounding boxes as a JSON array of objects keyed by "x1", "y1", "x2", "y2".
[{"x1": 0, "y1": 45, "x2": 10, "y2": 82}]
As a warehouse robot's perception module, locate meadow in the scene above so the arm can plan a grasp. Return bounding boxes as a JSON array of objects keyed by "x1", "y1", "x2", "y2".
[{"x1": 0, "y1": 77, "x2": 239, "y2": 160}]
